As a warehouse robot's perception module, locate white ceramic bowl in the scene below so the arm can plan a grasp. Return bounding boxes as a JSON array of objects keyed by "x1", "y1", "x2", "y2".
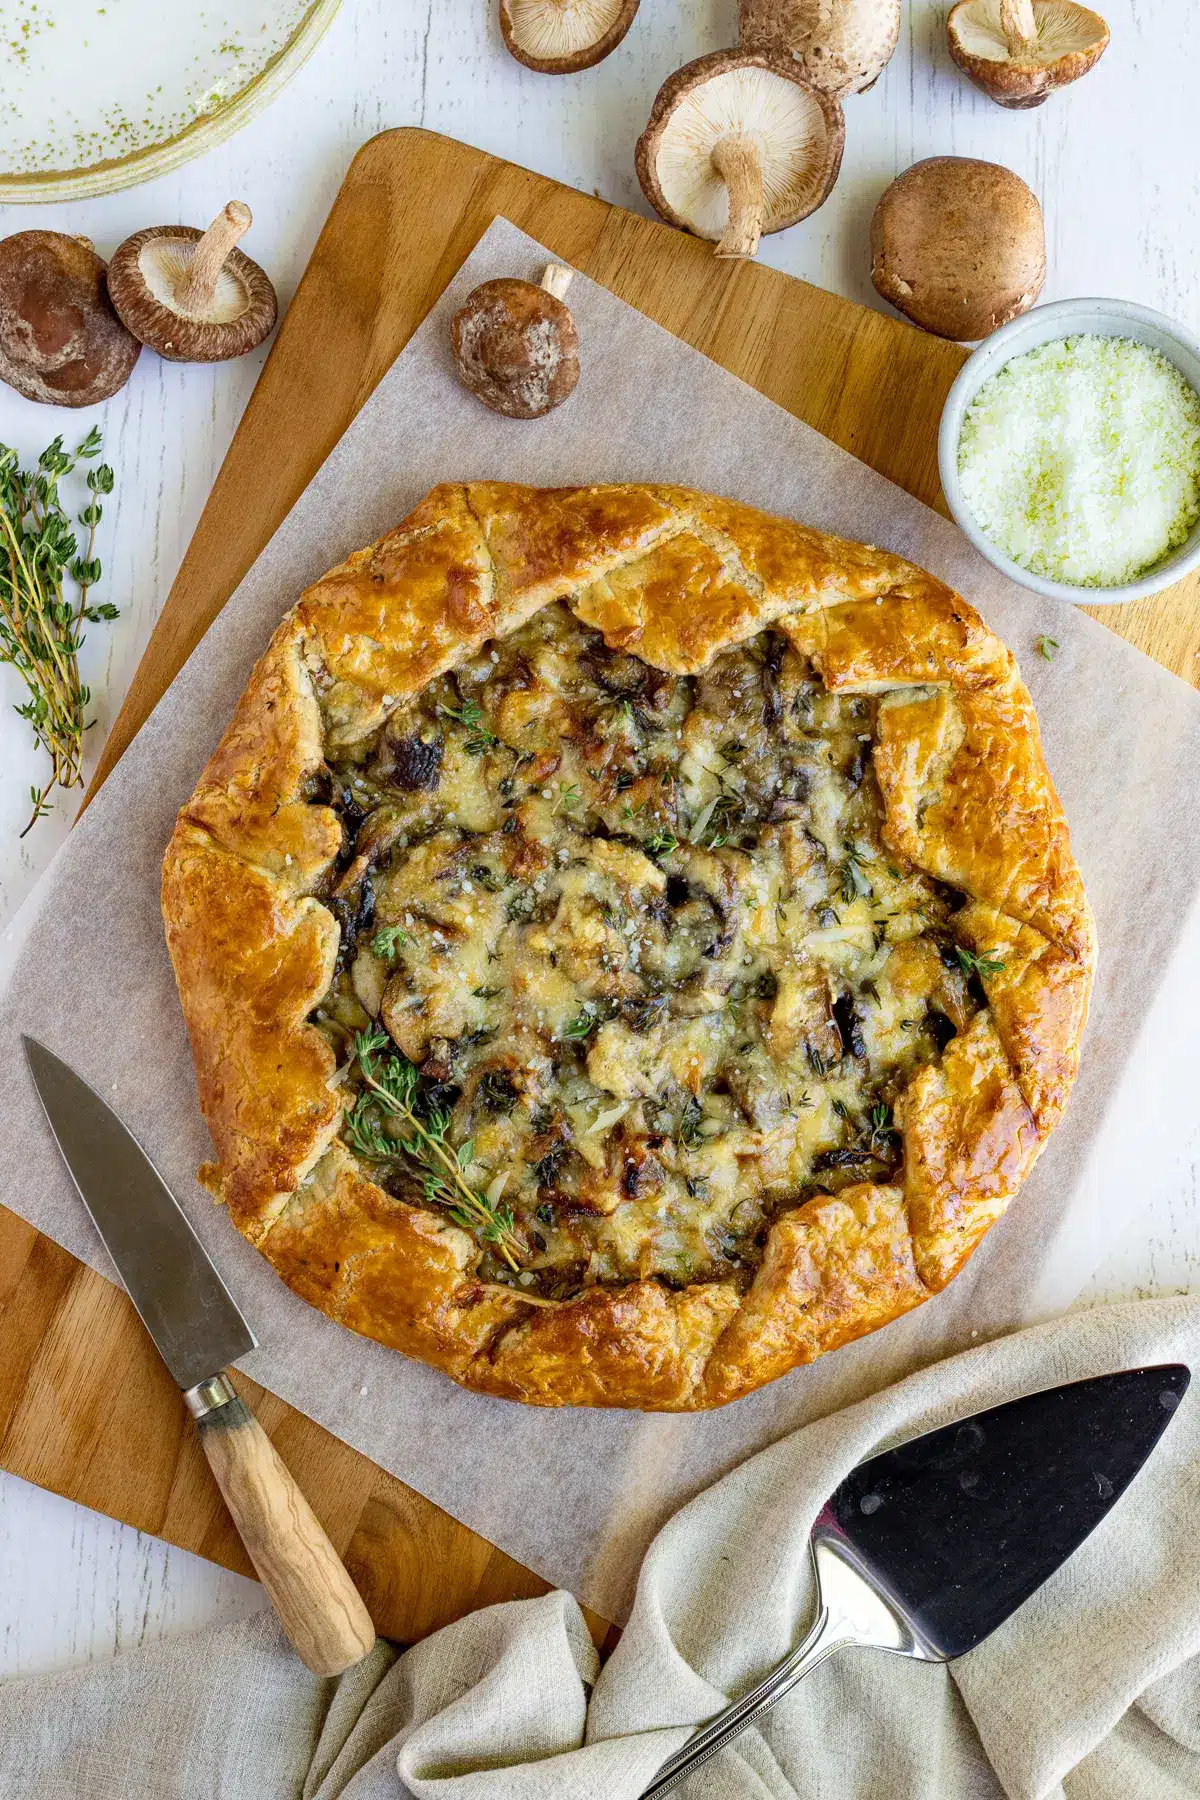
[{"x1": 938, "y1": 298, "x2": 1200, "y2": 605}]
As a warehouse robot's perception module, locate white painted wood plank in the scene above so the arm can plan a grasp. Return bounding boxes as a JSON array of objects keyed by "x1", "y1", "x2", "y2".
[{"x1": 1, "y1": 0, "x2": 1196, "y2": 1679}]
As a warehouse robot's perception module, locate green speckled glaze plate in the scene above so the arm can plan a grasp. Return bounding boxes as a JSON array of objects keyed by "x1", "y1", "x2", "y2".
[{"x1": 0, "y1": 0, "x2": 341, "y2": 201}]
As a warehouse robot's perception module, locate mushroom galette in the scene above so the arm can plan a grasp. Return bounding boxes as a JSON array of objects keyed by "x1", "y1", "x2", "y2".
[{"x1": 163, "y1": 483, "x2": 1094, "y2": 1410}]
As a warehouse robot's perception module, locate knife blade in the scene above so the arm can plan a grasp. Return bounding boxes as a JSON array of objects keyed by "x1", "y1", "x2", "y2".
[
  {"x1": 23, "y1": 1036, "x2": 256, "y2": 1392},
  {"x1": 23, "y1": 1035, "x2": 375, "y2": 1678},
  {"x1": 644, "y1": 1363, "x2": 1190, "y2": 1797}
]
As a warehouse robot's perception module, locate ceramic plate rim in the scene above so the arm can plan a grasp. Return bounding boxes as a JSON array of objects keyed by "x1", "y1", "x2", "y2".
[{"x1": 0, "y1": 0, "x2": 342, "y2": 203}]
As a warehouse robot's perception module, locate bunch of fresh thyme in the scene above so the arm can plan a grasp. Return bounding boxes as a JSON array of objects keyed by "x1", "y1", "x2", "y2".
[
  {"x1": 345, "y1": 1028, "x2": 522, "y2": 1270},
  {"x1": 0, "y1": 428, "x2": 117, "y2": 835}
]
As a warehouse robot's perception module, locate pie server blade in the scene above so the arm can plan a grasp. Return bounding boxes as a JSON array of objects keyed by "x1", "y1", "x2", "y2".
[
  {"x1": 644, "y1": 1363, "x2": 1191, "y2": 1797},
  {"x1": 23, "y1": 1034, "x2": 256, "y2": 1391},
  {"x1": 23, "y1": 1034, "x2": 376, "y2": 1677}
]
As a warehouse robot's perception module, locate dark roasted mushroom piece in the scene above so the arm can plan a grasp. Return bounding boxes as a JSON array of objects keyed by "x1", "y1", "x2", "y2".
[
  {"x1": 833, "y1": 991, "x2": 867, "y2": 1059},
  {"x1": 374, "y1": 728, "x2": 444, "y2": 791}
]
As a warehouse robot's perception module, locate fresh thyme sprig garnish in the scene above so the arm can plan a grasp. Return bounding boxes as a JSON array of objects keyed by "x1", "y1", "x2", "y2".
[
  {"x1": 839, "y1": 847, "x2": 874, "y2": 905},
  {"x1": 0, "y1": 429, "x2": 117, "y2": 835},
  {"x1": 806, "y1": 1042, "x2": 839, "y2": 1078},
  {"x1": 560, "y1": 999, "x2": 619, "y2": 1041},
  {"x1": 372, "y1": 924, "x2": 412, "y2": 959},
  {"x1": 868, "y1": 1101, "x2": 898, "y2": 1152},
  {"x1": 954, "y1": 945, "x2": 1006, "y2": 978},
  {"x1": 1035, "y1": 635, "x2": 1059, "y2": 662},
  {"x1": 346, "y1": 1029, "x2": 521, "y2": 1269},
  {"x1": 437, "y1": 696, "x2": 498, "y2": 755},
  {"x1": 689, "y1": 790, "x2": 739, "y2": 848}
]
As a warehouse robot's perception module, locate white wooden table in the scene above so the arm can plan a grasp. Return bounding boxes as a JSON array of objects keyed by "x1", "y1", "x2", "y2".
[{"x1": 2, "y1": 0, "x2": 1197, "y2": 1680}]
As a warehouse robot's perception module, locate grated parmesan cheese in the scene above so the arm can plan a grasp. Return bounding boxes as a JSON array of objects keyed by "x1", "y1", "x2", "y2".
[{"x1": 957, "y1": 334, "x2": 1200, "y2": 587}]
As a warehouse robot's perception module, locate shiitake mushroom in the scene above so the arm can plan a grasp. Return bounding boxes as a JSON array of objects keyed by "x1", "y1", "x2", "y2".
[{"x1": 0, "y1": 232, "x2": 140, "y2": 407}]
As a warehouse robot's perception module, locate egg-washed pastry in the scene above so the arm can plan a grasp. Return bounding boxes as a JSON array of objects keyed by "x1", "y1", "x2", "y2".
[{"x1": 163, "y1": 484, "x2": 1094, "y2": 1410}]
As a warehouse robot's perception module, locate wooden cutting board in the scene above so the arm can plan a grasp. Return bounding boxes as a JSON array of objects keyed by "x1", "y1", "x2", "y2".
[{"x1": 2, "y1": 128, "x2": 1197, "y2": 1650}]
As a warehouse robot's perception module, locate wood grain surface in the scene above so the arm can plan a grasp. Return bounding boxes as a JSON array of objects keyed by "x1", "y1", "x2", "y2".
[
  {"x1": 3, "y1": 128, "x2": 1197, "y2": 1653},
  {"x1": 195, "y1": 1393, "x2": 376, "y2": 1675}
]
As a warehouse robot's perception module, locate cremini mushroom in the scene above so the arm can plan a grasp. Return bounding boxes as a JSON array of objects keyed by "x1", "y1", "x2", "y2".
[
  {"x1": 739, "y1": 0, "x2": 901, "y2": 97},
  {"x1": 947, "y1": 0, "x2": 1109, "y2": 108},
  {"x1": 870, "y1": 157, "x2": 1046, "y2": 340},
  {"x1": 106, "y1": 202, "x2": 278, "y2": 363},
  {"x1": 499, "y1": 0, "x2": 639, "y2": 72},
  {"x1": 636, "y1": 50, "x2": 845, "y2": 260},
  {"x1": 0, "y1": 231, "x2": 140, "y2": 407},
  {"x1": 451, "y1": 265, "x2": 580, "y2": 418}
]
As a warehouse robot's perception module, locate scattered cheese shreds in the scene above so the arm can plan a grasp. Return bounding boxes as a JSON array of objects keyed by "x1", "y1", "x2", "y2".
[{"x1": 957, "y1": 334, "x2": 1200, "y2": 588}]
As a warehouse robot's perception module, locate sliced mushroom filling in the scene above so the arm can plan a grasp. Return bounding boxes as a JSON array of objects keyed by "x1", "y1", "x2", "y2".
[{"x1": 310, "y1": 603, "x2": 984, "y2": 1297}]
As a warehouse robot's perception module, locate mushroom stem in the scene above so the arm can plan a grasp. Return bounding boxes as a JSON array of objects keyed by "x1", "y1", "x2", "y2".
[
  {"x1": 711, "y1": 134, "x2": 765, "y2": 260},
  {"x1": 177, "y1": 202, "x2": 253, "y2": 314},
  {"x1": 540, "y1": 264, "x2": 575, "y2": 300},
  {"x1": 999, "y1": 0, "x2": 1039, "y2": 54}
]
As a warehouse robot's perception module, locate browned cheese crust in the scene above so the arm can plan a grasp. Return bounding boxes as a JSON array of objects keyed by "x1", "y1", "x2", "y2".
[{"x1": 162, "y1": 484, "x2": 1095, "y2": 1410}]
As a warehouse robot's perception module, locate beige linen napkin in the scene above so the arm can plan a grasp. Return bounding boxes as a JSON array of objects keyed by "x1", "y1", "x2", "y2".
[{"x1": 4, "y1": 1297, "x2": 1198, "y2": 1800}]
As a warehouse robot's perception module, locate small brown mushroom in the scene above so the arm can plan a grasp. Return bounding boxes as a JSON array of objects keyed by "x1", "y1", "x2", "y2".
[
  {"x1": 451, "y1": 266, "x2": 580, "y2": 418},
  {"x1": 947, "y1": 0, "x2": 1109, "y2": 108},
  {"x1": 106, "y1": 203, "x2": 278, "y2": 363},
  {"x1": 0, "y1": 232, "x2": 140, "y2": 408},
  {"x1": 636, "y1": 50, "x2": 845, "y2": 260},
  {"x1": 499, "y1": 0, "x2": 639, "y2": 72},
  {"x1": 739, "y1": 0, "x2": 901, "y2": 97},
  {"x1": 870, "y1": 156, "x2": 1046, "y2": 340}
]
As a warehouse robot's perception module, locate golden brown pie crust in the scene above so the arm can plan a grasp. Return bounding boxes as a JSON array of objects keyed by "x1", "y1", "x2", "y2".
[{"x1": 162, "y1": 483, "x2": 1095, "y2": 1410}]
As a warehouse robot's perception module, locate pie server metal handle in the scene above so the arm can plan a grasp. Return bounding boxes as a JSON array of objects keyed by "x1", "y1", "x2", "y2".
[
  {"x1": 640, "y1": 1535, "x2": 929, "y2": 1798},
  {"x1": 187, "y1": 1375, "x2": 377, "y2": 1677}
]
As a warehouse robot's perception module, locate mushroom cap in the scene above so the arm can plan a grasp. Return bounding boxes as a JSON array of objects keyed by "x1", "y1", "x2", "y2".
[
  {"x1": 451, "y1": 277, "x2": 580, "y2": 418},
  {"x1": 636, "y1": 50, "x2": 845, "y2": 244},
  {"x1": 499, "y1": 0, "x2": 639, "y2": 72},
  {"x1": 738, "y1": 0, "x2": 901, "y2": 98},
  {"x1": 0, "y1": 231, "x2": 140, "y2": 408},
  {"x1": 947, "y1": 0, "x2": 1109, "y2": 108},
  {"x1": 870, "y1": 156, "x2": 1046, "y2": 341},
  {"x1": 106, "y1": 225, "x2": 278, "y2": 363}
]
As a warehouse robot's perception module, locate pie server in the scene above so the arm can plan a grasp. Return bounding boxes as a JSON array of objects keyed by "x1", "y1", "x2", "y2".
[
  {"x1": 23, "y1": 1036, "x2": 376, "y2": 1678},
  {"x1": 643, "y1": 1361, "x2": 1190, "y2": 1798}
]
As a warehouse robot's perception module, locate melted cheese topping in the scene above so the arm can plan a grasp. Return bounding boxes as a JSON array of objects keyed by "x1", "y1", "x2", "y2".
[{"x1": 313, "y1": 605, "x2": 979, "y2": 1298}]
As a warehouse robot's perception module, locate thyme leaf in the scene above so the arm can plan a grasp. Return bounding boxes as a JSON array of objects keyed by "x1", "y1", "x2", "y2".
[
  {"x1": 677, "y1": 1096, "x2": 705, "y2": 1147},
  {"x1": 1035, "y1": 635, "x2": 1059, "y2": 662}
]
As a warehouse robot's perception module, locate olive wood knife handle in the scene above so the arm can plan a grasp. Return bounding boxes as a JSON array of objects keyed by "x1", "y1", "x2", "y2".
[{"x1": 187, "y1": 1375, "x2": 376, "y2": 1676}]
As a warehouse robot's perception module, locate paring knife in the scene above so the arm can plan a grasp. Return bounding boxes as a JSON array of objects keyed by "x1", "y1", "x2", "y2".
[
  {"x1": 643, "y1": 1362, "x2": 1190, "y2": 1798},
  {"x1": 23, "y1": 1036, "x2": 376, "y2": 1678}
]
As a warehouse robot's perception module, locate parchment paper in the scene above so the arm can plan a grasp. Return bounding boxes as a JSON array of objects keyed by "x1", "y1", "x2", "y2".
[{"x1": 2, "y1": 219, "x2": 1199, "y2": 1625}]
